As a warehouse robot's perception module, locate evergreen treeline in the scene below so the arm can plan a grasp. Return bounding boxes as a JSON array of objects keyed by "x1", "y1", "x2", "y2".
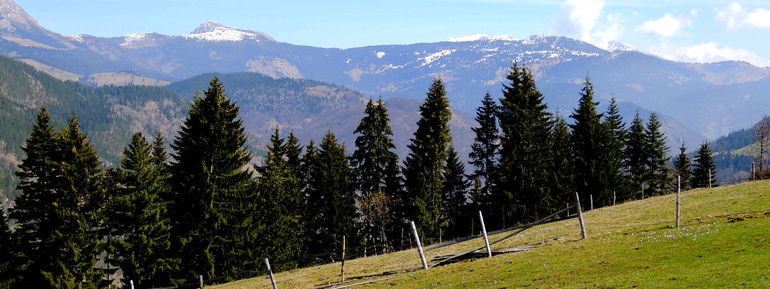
[{"x1": 3, "y1": 66, "x2": 710, "y2": 288}]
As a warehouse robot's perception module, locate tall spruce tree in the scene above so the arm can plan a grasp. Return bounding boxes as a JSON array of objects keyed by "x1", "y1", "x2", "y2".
[
  {"x1": 9, "y1": 107, "x2": 60, "y2": 289},
  {"x1": 468, "y1": 92, "x2": 499, "y2": 214},
  {"x1": 0, "y1": 208, "x2": 12, "y2": 289},
  {"x1": 549, "y1": 118, "x2": 574, "y2": 210},
  {"x1": 570, "y1": 78, "x2": 609, "y2": 208},
  {"x1": 45, "y1": 116, "x2": 107, "y2": 289},
  {"x1": 644, "y1": 113, "x2": 671, "y2": 196},
  {"x1": 257, "y1": 128, "x2": 305, "y2": 269},
  {"x1": 497, "y1": 64, "x2": 553, "y2": 224},
  {"x1": 603, "y1": 98, "x2": 627, "y2": 202},
  {"x1": 351, "y1": 98, "x2": 401, "y2": 246},
  {"x1": 441, "y1": 146, "x2": 470, "y2": 239},
  {"x1": 625, "y1": 112, "x2": 647, "y2": 200},
  {"x1": 673, "y1": 142, "x2": 692, "y2": 190},
  {"x1": 284, "y1": 131, "x2": 303, "y2": 174},
  {"x1": 305, "y1": 132, "x2": 357, "y2": 256},
  {"x1": 169, "y1": 77, "x2": 256, "y2": 281},
  {"x1": 106, "y1": 133, "x2": 176, "y2": 288},
  {"x1": 402, "y1": 78, "x2": 452, "y2": 240},
  {"x1": 692, "y1": 143, "x2": 718, "y2": 188}
]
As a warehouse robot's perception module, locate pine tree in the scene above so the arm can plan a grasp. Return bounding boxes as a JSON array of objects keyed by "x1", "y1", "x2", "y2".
[
  {"x1": 44, "y1": 116, "x2": 107, "y2": 289},
  {"x1": 9, "y1": 107, "x2": 60, "y2": 289},
  {"x1": 624, "y1": 112, "x2": 647, "y2": 200},
  {"x1": 468, "y1": 92, "x2": 499, "y2": 214},
  {"x1": 284, "y1": 130, "x2": 303, "y2": 174},
  {"x1": 603, "y1": 98, "x2": 627, "y2": 202},
  {"x1": 105, "y1": 133, "x2": 177, "y2": 288},
  {"x1": 257, "y1": 128, "x2": 305, "y2": 269},
  {"x1": 305, "y1": 132, "x2": 357, "y2": 257},
  {"x1": 673, "y1": 142, "x2": 692, "y2": 190},
  {"x1": 549, "y1": 118, "x2": 574, "y2": 209},
  {"x1": 441, "y1": 146, "x2": 470, "y2": 239},
  {"x1": 497, "y1": 64, "x2": 553, "y2": 224},
  {"x1": 644, "y1": 113, "x2": 671, "y2": 196},
  {"x1": 692, "y1": 143, "x2": 718, "y2": 188},
  {"x1": 402, "y1": 78, "x2": 452, "y2": 240},
  {"x1": 0, "y1": 208, "x2": 13, "y2": 289},
  {"x1": 169, "y1": 77, "x2": 256, "y2": 281},
  {"x1": 351, "y1": 98, "x2": 401, "y2": 246},
  {"x1": 570, "y1": 78, "x2": 609, "y2": 208}
]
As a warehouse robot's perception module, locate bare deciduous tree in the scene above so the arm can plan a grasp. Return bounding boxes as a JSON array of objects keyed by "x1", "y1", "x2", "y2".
[{"x1": 754, "y1": 116, "x2": 770, "y2": 179}]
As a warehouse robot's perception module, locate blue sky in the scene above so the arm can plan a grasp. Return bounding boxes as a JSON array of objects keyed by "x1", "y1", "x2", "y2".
[{"x1": 15, "y1": 0, "x2": 770, "y2": 66}]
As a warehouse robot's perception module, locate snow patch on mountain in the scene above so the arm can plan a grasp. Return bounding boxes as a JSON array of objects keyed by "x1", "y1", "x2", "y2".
[
  {"x1": 121, "y1": 33, "x2": 152, "y2": 47},
  {"x1": 421, "y1": 49, "x2": 456, "y2": 66},
  {"x1": 375, "y1": 51, "x2": 386, "y2": 59},
  {"x1": 184, "y1": 21, "x2": 273, "y2": 42},
  {"x1": 447, "y1": 34, "x2": 517, "y2": 42}
]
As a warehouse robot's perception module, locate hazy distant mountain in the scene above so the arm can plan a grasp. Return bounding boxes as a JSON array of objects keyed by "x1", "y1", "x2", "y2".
[{"x1": 1, "y1": 0, "x2": 767, "y2": 144}]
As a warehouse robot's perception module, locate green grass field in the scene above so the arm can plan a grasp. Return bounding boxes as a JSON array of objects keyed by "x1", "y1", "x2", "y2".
[{"x1": 212, "y1": 180, "x2": 770, "y2": 289}]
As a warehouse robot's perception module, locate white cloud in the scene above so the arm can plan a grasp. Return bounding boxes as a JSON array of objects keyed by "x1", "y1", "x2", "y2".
[
  {"x1": 649, "y1": 42, "x2": 770, "y2": 67},
  {"x1": 556, "y1": 0, "x2": 625, "y2": 48},
  {"x1": 557, "y1": 0, "x2": 605, "y2": 43},
  {"x1": 637, "y1": 14, "x2": 691, "y2": 37},
  {"x1": 716, "y1": 2, "x2": 770, "y2": 29}
]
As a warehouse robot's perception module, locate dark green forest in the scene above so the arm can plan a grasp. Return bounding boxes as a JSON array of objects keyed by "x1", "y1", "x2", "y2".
[{"x1": 0, "y1": 61, "x2": 729, "y2": 288}]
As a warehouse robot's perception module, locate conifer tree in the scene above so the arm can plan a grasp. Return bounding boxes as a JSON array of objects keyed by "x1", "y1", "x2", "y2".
[
  {"x1": 468, "y1": 92, "x2": 499, "y2": 213},
  {"x1": 497, "y1": 64, "x2": 553, "y2": 224},
  {"x1": 106, "y1": 133, "x2": 177, "y2": 288},
  {"x1": 351, "y1": 98, "x2": 401, "y2": 246},
  {"x1": 692, "y1": 143, "x2": 718, "y2": 188},
  {"x1": 9, "y1": 107, "x2": 60, "y2": 289},
  {"x1": 441, "y1": 146, "x2": 470, "y2": 239},
  {"x1": 603, "y1": 98, "x2": 627, "y2": 201},
  {"x1": 257, "y1": 128, "x2": 305, "y2": 269},
  {"x1": 673, "y1": 142, "x2": 692, "y2": 190},
  {"x1": 45, "y1": 116, "x2": 107, "y2": 289},
  {"x1": 169, "y1": 77, "x2": 256, "y2": 281},
  {"x1": 402, "y1": 78, "x2": 452, "y2": 240},
  {"x1": 284, "y1": 131, "x2": 303, "y2": 174},
  {"x1": 570, "y1": 78, "x2": 609, "y2": 207},
  {"x1": 305, "y1": 132, "x2": 357, "y2": 256},
  {"x1": 549, "y1": 118, "x2": 574, "y2": 209},
  {"x1": 644, "y1": 113, "x2": 671, "y2": 196},
  {"x1": 0, "y1": 208, "x2": 12, "y2": 289},
  {"x1": 624, "y1": 112, "x2": 647, "y2": 200}
]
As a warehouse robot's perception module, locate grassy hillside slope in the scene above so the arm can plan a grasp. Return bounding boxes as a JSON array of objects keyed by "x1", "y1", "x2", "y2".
[{"x1": 213, "y1": 180, "x2": 770, "y2": 288}]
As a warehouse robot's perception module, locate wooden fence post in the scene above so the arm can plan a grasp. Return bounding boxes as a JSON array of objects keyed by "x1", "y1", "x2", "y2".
[
  {"x1": 340, "y1": 236, "x2": 346, "y2": 282},
  {"x1": 575, "y1": 192, "x2": 588, "y2": 239},
  {"x1": 199, "y1": 275, "x2": 204, "y2": 289},
  {"x1": 590, "y1": 194, "x2": 594, "y2": 211},
  {"x1": 708, "y1": 169, "x2": 712, "y2": 188},
  {"x1": 410, "y1": 221, "x2": 429, "y2": 269},
  {"x1": 130, "y1": 280, "x2": 134, "y2": 289},
  {"x1": 613, "y1": 191, "x2": 616, "y2": 206},
  {"x1": 479, "y1": 211, "x2": 492, "y2": 258},
  {"x1": 265, "y1": 258, "x2": 278, "y2": 289},
  {"x1": 676, "y1": 175, "x2": 681, "y2": 228}
]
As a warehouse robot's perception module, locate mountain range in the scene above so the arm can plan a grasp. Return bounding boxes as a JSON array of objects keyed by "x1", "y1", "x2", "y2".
[{"x1": 1, "y1": 0, "x2": 769, "y2": 144}]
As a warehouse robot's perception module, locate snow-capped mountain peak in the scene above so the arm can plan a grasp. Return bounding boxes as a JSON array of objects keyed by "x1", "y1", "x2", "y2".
[
  {"x1": 606, "y1": 41, "x2": 634, "y2": 52},
  {"x1": 185, "y1": 21, "x2": 274, "y2": 42},
  {"x1": 0, "y1": 0, "x2": 41, "y2": 32},
  {"x1": 447, "y1": 34, "x2": 518, "y2": 42}
]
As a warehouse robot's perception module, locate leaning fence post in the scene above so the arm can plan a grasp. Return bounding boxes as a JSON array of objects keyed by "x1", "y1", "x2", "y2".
[
  {"x1": 478, "y1": 211, "x2": 492, "y2": 258},
  {"x1": 410, "y1": 221, "x2": 429, "y2": 269},
  {"x1": 199, "y1": 275, "x2": 204, "y2": 289},
  {"x1": 676, "y1": 175, "x2": 681, "y2": 228},
  {"x1": 265, "y1": 258, "x2": 278, "y2": 289},
  {"x1": 340, "y1": 236, "x2": 346, "y2": 283},
  {"x1": 575, "y1": 192, "x2": 588, "y2": 239}
]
